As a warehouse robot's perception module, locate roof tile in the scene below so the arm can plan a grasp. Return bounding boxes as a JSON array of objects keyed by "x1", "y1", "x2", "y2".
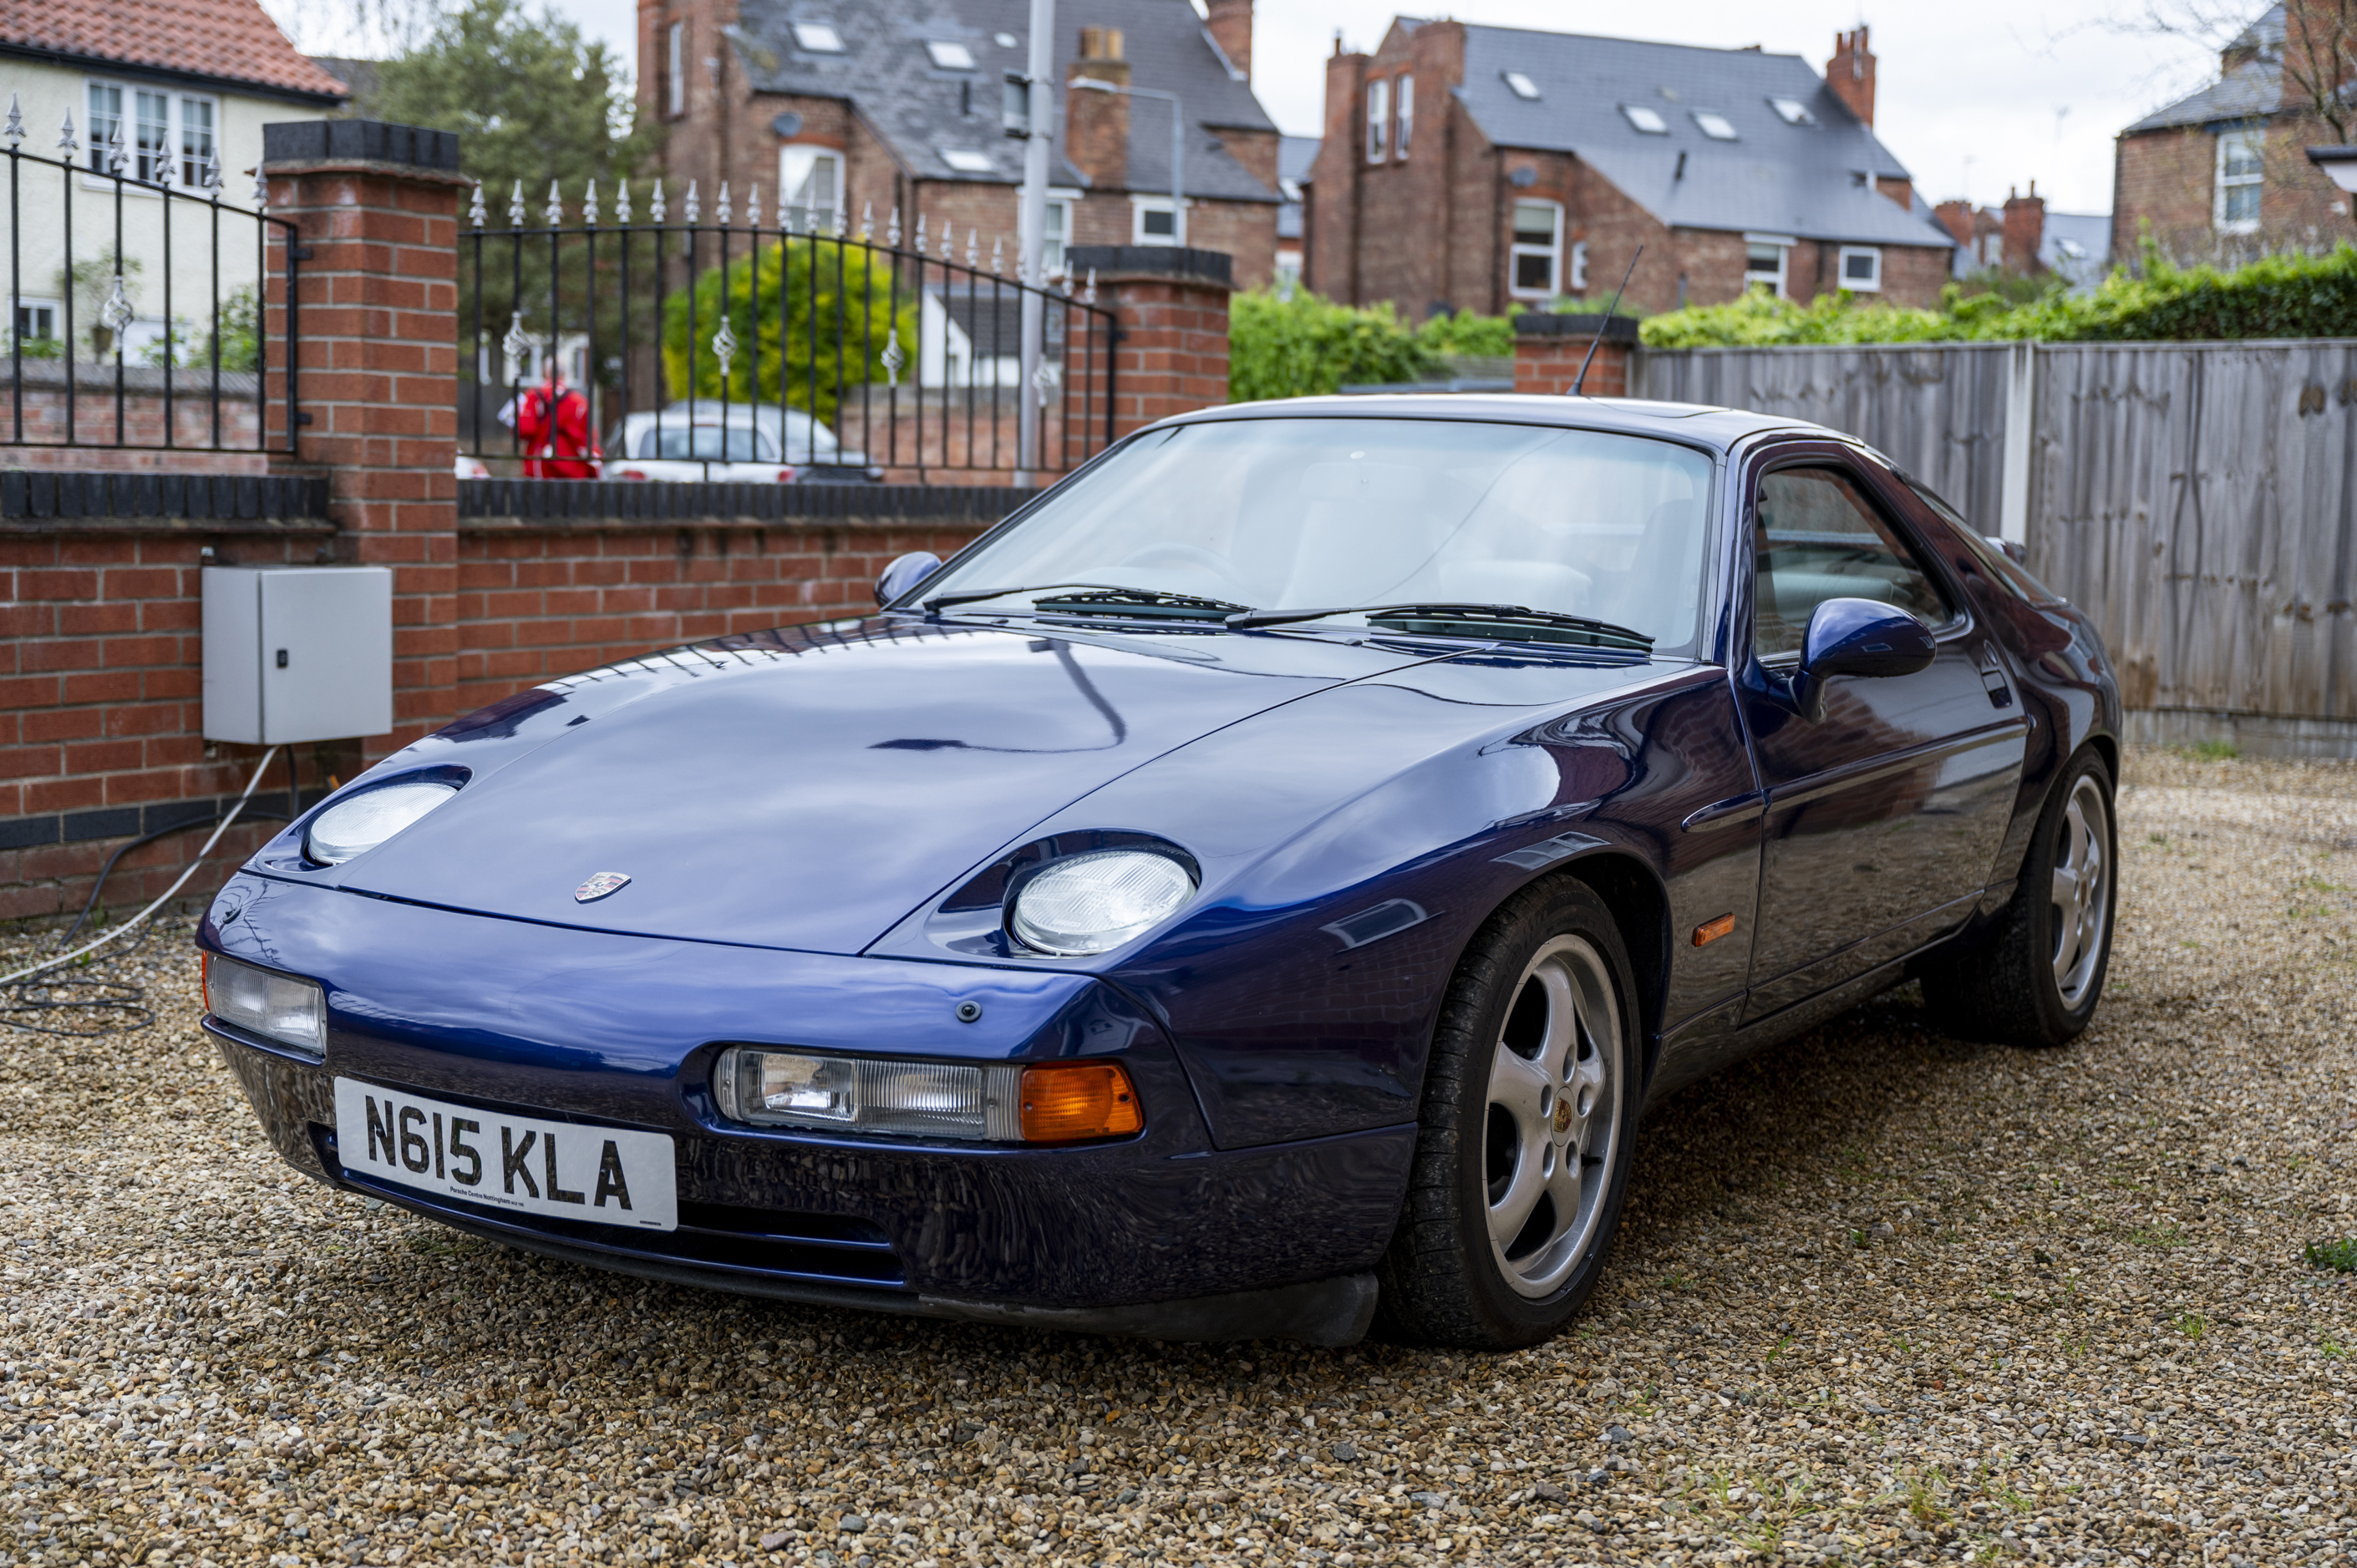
[{"x1": 1, "y1": 0, "x2": 350, "y2": 100}]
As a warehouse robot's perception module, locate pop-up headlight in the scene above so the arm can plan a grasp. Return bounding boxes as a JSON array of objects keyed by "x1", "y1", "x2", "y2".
[
  {"x1": 303, "y1": 779, "x2": 459, "y2": 865},
  {"x1": 202, "y1": 953, "x2": 326, "y2": 1058},
  {"x1": 714, "y1": 1049, "x2": 1141, "y2": 1143}
]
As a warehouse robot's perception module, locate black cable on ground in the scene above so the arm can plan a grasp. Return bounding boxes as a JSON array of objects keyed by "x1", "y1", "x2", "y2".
[{"x1": 57, "y1": 809, "x2": 294, "y2": 946}]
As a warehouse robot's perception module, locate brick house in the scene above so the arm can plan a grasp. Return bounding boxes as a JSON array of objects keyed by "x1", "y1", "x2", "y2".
[
  {"x1": 636, "y1": 0, "x2": 1284, "y2": 288},
  {"x1": 0, "y1": 0, "x2": 345, "y2": 360},
  {"x1": 2111, "y1": 3, "x2": 2353, "y2": 263},
  {"x1": 1303, "y1": 20, "x2": 1955, "y2": 319}
]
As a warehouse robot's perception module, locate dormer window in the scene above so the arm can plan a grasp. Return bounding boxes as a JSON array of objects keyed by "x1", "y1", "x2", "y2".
[
  {"x1": 1692, "y1": 111, "x2": 1737, "y2": 140},
  {"x1": 790, "y1": 21, "x2": 843, "y2": 53},
  {"x1": 1503, "y1": 71, "x2": 1541, "y2": 100},
  {"x1": 1768, "y1": 96, "x2": 1815, "y2": 125},
  {"x1": 926, "y1": 40, "x2": 977, "y2": 70},
  {"x1": 1620, "y1": 104, "x2": 1668, "y2": 134}
]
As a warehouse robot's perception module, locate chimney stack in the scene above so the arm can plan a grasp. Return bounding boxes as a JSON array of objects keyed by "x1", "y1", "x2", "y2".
[
  {"x1": 1066, "y1": 29, "x2": 1131, "y2": 190},
  {"x1": 1826, "y1": 26, "x2": 1876, "y2": 127},
  {"x1": 1206, "y1": 0, "x2": 1252, "y2": 79},
  {"x1": 2001, "y1": 181, "x2": 2047, "y2": 275}
]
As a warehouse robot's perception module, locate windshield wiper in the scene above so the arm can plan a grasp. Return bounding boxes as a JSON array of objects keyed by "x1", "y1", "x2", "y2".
[
  {"x1": 924, "y1": 583, "x2": 1250, "y2": 621},
  {"x1": 1226, "y1": 601, "x2": 1654, "y2": 651}
]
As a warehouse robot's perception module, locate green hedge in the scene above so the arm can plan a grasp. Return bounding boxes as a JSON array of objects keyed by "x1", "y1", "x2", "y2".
[
  {"x1": 1639, "y1": 245, "x2": 2357, "y2": 348},
  {"x1": 1227, "y1": 290, "x2": 1517, "y2": 401}
]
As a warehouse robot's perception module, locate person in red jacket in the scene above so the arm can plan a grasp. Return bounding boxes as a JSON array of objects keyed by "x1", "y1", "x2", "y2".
[{"x1": 503, "y1": 361, "x2": 602, "y2": 480}]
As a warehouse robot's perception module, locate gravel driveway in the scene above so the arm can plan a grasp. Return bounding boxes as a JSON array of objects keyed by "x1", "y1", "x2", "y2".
[{"x1": 3, "y1": 745, "x2": 2354, "y2": 1568}]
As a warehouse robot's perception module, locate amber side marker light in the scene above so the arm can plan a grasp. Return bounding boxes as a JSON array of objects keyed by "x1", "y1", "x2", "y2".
[
  {"x1": 1020, "y1": 1061, "x2": 1143, "y2": 1143},
  {"x1": 200, "y1": 951, "x2": 211, "y2": 1014},
  {"x1": 1693, "y1": 913, "x2": 1736, "y2": 946}
]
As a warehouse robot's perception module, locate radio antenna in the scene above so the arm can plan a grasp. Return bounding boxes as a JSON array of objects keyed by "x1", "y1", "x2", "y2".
[{"x1": 1571, "y1": 244, "x2": 1643, "y2": 397}]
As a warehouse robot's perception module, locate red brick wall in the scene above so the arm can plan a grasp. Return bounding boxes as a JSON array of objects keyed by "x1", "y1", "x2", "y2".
[
  {"x1": 1, "y1": 380, "x2": 266, "y2": 473},
  {"x1": 1512, "y1": 335, "x2": 1631, "y2": 398},
  {"x1": 452, "y1": 520, "x2": 992, "y2": 713},
  {"x1": 1088, "y1": 266, "x2": 1233, "y2": 432},
  {"x1": 2114, "y1": 114, "x2": 2351, "y2": 264}
]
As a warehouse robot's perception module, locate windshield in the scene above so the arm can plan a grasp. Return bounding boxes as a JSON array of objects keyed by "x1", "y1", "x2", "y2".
[
  {"x1": 638, "y1": 426, "x2": 776, "y2": 462},
  {"x1": 920, "y1": 419, "x2": 1718, "y2": 653}
]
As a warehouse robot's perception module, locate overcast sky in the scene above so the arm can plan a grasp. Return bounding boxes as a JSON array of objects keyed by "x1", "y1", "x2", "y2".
[{"x1": 280, "y1": 0, "x2": 2237, "y2": 216}]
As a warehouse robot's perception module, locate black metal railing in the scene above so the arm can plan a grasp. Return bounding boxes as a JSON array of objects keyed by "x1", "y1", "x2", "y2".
[
  {"x1": 3, "y1": 109, "x2": 300, "y2": 454},
  {"x1": 460, "y1": 180, "x2": 1116, "y2": 481}
]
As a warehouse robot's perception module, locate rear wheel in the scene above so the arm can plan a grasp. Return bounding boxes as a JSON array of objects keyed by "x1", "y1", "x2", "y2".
[
  {"x1": 1920, "y1": 748, "x2": 2116, "y2": 1046},
  {"x1": 1377, "y1": 879, "x2": 1640, "y2": 1349}
]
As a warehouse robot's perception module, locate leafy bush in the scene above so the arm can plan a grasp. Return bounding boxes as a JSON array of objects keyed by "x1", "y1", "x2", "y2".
[
  {"x1": 1640, "y1": 244, "x2": 2357, "y2": 348},
  {"x1": 1228, "y1": 288, "x2": 1437, "y2": 402},
  {"x1": 661, "y1": 240, "x2": 910, "y2": 423},
  {"x1": 138, "y1": 286, "x2": 260, "y2": 373},
  {"x1": 1414, "y1": 310, "x2": 1514, "y2": 358}
]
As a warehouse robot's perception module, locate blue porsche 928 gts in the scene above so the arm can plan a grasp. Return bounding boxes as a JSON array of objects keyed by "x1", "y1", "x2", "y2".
[{"x1": 199, "y1": 396, "x2": 2121, "y2": 1350}]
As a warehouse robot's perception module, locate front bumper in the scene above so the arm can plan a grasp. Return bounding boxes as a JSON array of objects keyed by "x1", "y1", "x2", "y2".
[{"x1": 201, "y1": 872, "x2": 1409, "y2": 1342}]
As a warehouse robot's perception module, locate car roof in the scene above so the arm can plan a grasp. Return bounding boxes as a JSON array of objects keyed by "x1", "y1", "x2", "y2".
[{"x1": 1155, "y1": 393, "x2": 1834, "y2": 454}]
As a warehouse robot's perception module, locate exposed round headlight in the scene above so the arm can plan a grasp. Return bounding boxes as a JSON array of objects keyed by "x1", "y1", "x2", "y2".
[
  {"x1": 1010, "y1": 850, "x2": 1196, "y2": 957},
  {"x1": 304, "y1": 781, "x2": 460, "y2": 865}
]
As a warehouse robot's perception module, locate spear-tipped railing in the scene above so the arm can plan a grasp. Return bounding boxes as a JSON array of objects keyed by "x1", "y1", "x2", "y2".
[{"x1": 461, "y1": 177, "x2": 1115, "y2": 482}]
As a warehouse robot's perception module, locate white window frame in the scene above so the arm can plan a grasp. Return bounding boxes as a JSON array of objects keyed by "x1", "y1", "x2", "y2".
[
  {"x1": 1131, "y1": 194, "x2": 1181, "y2": 246},
  {"x1": 1568, "y1": 240, "x2": 1589, "y2": 292},
  {"x1": 2216, "y1": 127, "x2": 2263, "y2": 234},
  {"x1": 1744, "y1": 232, "x2": 1793, "y2": 297},
  {"x1": 1620, "y1": 104, "x2": 1668, "y2": 134},
  {"x1": 1395, "y1": 74, "x2": 1415, "y2": 159},
  {"x1": 1508, "y1": 200, "x2": 1563, "y2": 300},
  {"x1": 1692, "y1": 110, "x2": 1738, "y2": 141},
  {"x1": 1044, "y1": 190, "x2": 1078, "y2": 271},
  {"x1": 13, "y1": 297, "x2": 61, "y2": 347},
  {"x1": 1837, "y1": 245, "x2": 1883, "y2": 292},
  {"x1": 81, "y1": 79, "x2": 218, "y2": 192},
  {"x1": 777, "y1": 145, "x2": 842, "y2": 232},
  {"x1": 1365, "y1": 78, "x2": 1389, "y2": 164},
  {"x1": 667, "y1": 23, "x2": 686, "y2": 116}
]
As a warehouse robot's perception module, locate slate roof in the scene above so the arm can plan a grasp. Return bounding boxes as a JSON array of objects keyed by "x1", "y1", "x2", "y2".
[
  {"x1": 730, "y1": 0, "x2": 1278, "y2": 203},
  {"x1": 1277, "y1": 134, "x2": 1317, "y2": 240},
  {"x1": 0, "y1": 0, "x2": 349, "y2": 101},
  {"x1": 2124, "y1": 4, "x2": 2287, "y2": 132},
  {"x1": 1453, "y1": 24, "x2": 1953, "y2": 250}
]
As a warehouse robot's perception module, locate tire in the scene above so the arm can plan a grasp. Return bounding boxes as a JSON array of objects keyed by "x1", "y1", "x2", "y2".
[
  {"x1": 1919, "y1": 747, "x2": 2117, "y2": 1047},
  {"x1": 1375, "y1": 877, "x2": 1642, "y2": 1350}
]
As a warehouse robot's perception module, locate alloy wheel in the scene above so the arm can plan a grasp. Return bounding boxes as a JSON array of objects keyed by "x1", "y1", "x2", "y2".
[
  {"x1": 1481, "y1": 935, "x2": 1621, "y2": 1298},
  {"x1": 2050, "y1": 774, "x2": 2112, "y2": 1009}
]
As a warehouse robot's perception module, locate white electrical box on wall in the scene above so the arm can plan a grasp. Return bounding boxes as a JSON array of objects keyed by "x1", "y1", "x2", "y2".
[{"x1": 202, "y1": 566, "x2": 395, "y2": 743}]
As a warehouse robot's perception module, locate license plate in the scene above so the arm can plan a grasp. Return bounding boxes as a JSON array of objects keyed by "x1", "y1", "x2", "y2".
[{"x1": 333, "y1": 1078, "x2": 678, "y2": 1231}]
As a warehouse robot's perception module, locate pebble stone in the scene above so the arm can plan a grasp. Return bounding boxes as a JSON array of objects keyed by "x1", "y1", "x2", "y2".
[{"x1": 3, "y1": 743, "x2": 2354, "y2": 1566}]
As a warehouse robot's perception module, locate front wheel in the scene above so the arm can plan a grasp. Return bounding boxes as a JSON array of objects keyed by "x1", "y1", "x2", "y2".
[
  {"x1": 1376, "y1": 879, "x2": 1641, "y2": 1349},
  {"x1": 1920, "y1": 747, "x2": 2117, "y2": 1046}
]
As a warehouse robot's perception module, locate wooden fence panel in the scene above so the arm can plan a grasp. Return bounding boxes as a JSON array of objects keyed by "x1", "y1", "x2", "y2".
[
  {"x1": 1636, "y1": 343, "x2": 2013, "y2": 528},
  {"x1": 1642, "y1": 337, "x2": 2357, "y2": 735}
]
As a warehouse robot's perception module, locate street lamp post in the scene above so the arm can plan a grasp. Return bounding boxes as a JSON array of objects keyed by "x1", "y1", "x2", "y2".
[{"x1": 1068, "y1": 77, "x2": 1186, "y2": 246}]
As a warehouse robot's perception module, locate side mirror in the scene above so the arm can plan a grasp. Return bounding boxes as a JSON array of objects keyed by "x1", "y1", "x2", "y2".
[
  {"x1": 1793, "y1": 597, "x2": 1936, "y2": 717},
  {"x1": 874, "y1": 551, "x2": 944, "y2": 608}
]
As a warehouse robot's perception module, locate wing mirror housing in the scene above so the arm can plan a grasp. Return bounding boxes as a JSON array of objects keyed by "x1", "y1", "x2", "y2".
[
  {"x1": 1793, "y1": 597, "x2": 1937, "y2": 718},
  {"x1": 874, "y1": 551, "x2": 944, "y2": 607}
]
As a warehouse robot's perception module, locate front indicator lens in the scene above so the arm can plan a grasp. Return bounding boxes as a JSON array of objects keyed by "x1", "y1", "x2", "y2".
[
  {"x1": 204, "y1": 952, "x2": 327, "y2": 1058},
  {"x1": 304, "y1": 780, "x2": 459, "y2": 865},
  {"x1": 1019, "y1": 1061, "x2": 1143, "y2": 1143},
  {"x1": 1009, "y1": 850, "x2": 1196, "y2": 956},
  {"x1": 714, "y1": 1048, "x2": 1143, "y2": 1144}
]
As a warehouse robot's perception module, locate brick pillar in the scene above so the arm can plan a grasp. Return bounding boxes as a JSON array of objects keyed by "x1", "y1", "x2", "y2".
[
  {"x1": 1066, "y1": 246, "x2": 1234, "y2": 436},
  {"x1": 260, "y1": 119, "x2": 468, "y2": 759},
  {"x1": 1512, "y1": 313, "x2": 1636, "y2": 398}
]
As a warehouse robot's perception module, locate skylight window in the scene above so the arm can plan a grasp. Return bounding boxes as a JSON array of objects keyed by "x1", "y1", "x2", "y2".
[
  {"x1": 939, "y1": 146, "x2": 993, "y2": 172},
  {"x1": 1502, "y1": 71, "x2": 1541, "y2": 100},
  {"x1": 1692, "y1": 110, "x2": 1737, "y2": 141},
  {"x1": 1620, "y1": 104, "x2": 1668, "y2": 134},
  {"x1": 790, "y1": 21, "x2": 843, "y2": 53},
  {"x1": 926, "y1": 40, "x2": 977, "y2": 70},
  {"x1": 1768, "y1": 96, "x2": 1815, "y2": 126}
]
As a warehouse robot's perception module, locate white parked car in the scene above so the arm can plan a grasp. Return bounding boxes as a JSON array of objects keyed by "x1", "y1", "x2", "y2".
[{"x1": 605, "y1": 403, "x2": 880, "y2": 483}]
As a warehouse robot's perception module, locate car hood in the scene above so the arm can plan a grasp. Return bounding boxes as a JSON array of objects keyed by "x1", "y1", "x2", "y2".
[{"x1": 313, "y1": 620, "x2": 1450, "y2": 955}]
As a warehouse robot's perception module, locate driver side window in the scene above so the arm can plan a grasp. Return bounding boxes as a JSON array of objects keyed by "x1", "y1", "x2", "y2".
[{"x1": 1752, "y1": 466, "x2": 1956, "y2": 657}]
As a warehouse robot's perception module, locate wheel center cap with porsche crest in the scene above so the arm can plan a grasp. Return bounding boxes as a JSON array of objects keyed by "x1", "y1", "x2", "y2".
[{"x1": 575, "y1": 871, "x2": 632, "y2": 903}]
